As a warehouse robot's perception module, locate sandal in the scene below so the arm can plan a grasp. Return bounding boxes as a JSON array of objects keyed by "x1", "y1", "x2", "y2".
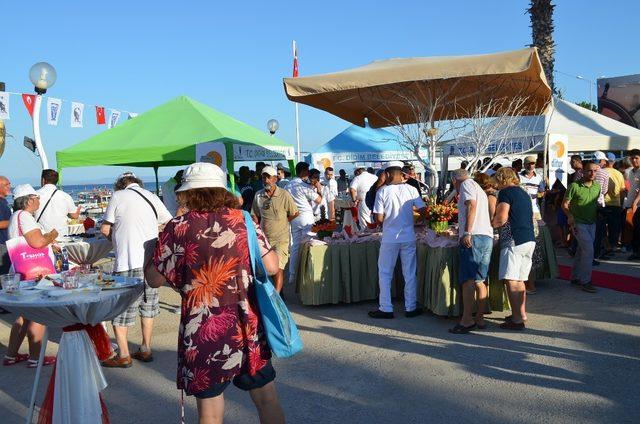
[
  {"x1": 449, "y1": 323, "x2": 477, "y2": 334},
  {"x1": 504, "y1": 315, "x2": 528, "y2": 322},
  {"x1": 27, "y1": 356, "x2": 56, "y2": 368},
  {"x1": 3, "y1": 353, "x2": 29, "y2": 366}
]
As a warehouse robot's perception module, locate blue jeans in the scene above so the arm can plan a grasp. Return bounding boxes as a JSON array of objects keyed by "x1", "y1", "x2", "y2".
[{"x1": 459, "y1": 235, "x2": 493, "y2": 284}]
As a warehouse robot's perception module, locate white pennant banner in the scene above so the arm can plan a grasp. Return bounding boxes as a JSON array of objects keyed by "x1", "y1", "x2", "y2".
[
  {"x1": 127, "y1": 112, "x2": 138, "y2": 120},
  {"x1": 46, "y1": 97, "x2": 62, "y2": 126},
  {"x1": 70, "y1": 102, "x2": 84, "y2": 128},
  {"x1": 108, "y1": 110, "x2": 120, "y2": 129},
  {"x1": 0, "y1": 92, "x2": 10, "y2": 120}
]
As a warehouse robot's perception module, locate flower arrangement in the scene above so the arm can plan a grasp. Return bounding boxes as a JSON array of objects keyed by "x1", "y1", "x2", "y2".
[{"x1": 425, "y1": 198, "x2": 457, "y2": 232}]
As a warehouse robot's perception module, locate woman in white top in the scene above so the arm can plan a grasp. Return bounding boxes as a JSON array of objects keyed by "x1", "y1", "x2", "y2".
[{"x1": 3, "y1": 184, "x2": 57, "y2": 368}]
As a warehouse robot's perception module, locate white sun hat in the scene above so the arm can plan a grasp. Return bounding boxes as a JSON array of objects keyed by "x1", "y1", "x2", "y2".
[
  {"x1": 13, "y1": 184, "x2": 39, "y2": 199},
  {"x1": 176, "y1": 162, "x2": 226, "y2": 192},
  {"x1": 385, "y1": 160, "x2": 405, "y2": 170}
]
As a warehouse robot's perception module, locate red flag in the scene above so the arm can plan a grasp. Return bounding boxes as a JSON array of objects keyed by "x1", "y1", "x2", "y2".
[
  {"x1": 95, "y1": 106, "x2": 106, "y2": 125},
  {"x1": 22, "y1": 94, "x2": 36, "y2": 117},
  {"x1": 292, "y1": 40, "x2": 299, "y2": 78}
]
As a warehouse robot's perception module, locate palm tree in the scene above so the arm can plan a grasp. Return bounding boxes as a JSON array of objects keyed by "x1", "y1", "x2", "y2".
[{"x1": 527, "y1": 0, "x2": 556, "y2": 93}]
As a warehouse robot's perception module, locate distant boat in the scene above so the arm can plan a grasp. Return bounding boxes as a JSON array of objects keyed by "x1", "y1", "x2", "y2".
[{"x1": 75, "y1": 188, "x2": 112, "y2": 217}]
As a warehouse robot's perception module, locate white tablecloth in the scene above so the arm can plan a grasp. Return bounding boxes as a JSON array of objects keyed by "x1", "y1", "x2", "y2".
[
  {"x1": 60, "y1": 238, "x2": 113, "y2": 265},
  {"x1": 0, "y1": 283, "x2": 143, "y2": 424}
]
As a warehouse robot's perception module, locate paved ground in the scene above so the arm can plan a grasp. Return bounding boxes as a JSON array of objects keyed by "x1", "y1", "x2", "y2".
[{"x1": 1, "y1": 276, "x2": 639, "y2": 423}]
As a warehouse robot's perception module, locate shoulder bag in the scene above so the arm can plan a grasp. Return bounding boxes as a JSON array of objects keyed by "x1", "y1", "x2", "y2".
[{"x1": 242, "y1": 211, "x2": 303, "y2": 358}]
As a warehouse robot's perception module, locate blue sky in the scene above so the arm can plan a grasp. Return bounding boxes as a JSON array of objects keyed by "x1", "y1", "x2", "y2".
[{"x1": 2, "y1": 0, "x2": 639, "y2": 185}]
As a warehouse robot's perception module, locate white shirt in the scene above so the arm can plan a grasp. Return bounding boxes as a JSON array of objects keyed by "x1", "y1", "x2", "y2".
[
  {"x1": 457, "y1": 179, "x2": 494, "y2": 239},
  {"x1": 8, "y1": 210, "x2": 43, "y2": 240},
  {"x1": 314, "y1": 184, "x2": 335, "y2": 219},
  {"x1": 624, "y1": 168, "x2": 640, "y2": 208},
  {"x1": 350, "y1": 172, "x2": 378, "y2": 200},
  {"x1": 285, "y1": 178, "x2": 319, "y2": 225},
  {"x1": 519, "y1": 171, "x2": 545, "y2": 214},
  {"x1": 103, "y1": 183, "x2": 172, "y2": 272},
  {"x1": 161, "y1": 178, "x2": 179, "y2": 216},
  {"x1": 322, "y1": 178, "x2": 339, "y2": 199},
  {"x1": 373, "y1": 183, "x2": 425, "y2": 243},
  {"x1": 35, "y1": 184, "x2": 77, "y2": 236}
]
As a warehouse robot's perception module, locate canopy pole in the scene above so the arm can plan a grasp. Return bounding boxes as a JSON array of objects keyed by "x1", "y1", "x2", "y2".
[{"x1": 153, "y1": 165, "x2": 159, "y2": 195}]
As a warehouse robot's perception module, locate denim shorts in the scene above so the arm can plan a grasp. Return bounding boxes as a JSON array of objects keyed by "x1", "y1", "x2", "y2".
[{"x1": 459, "y1": 235, "x2": 493, "y2": 284}]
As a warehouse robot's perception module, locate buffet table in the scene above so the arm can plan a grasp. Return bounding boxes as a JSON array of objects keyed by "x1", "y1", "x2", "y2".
[{"x1": 295, "y1": 225, "x2": 558, "y2": 315}]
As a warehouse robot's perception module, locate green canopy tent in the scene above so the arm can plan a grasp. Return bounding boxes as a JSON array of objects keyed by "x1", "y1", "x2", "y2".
[{"x1": 56, "y1": 95, "x2": 295, "y2": 191}]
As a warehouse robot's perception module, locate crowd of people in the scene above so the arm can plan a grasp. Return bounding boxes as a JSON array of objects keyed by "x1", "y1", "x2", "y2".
[{"x1": 1, "y1": 148, "x2": 640, "y2": 423}]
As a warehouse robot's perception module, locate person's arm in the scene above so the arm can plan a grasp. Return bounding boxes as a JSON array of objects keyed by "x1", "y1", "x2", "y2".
[
  {"x1": 492, "y1": 202, "x2": 510, "y2": 228},
  {"x1": 561, "y1": 185, "x2": 575, "y2": 227},
  {"x1": 251, "y1": 194, "x2": 261, "y2": 223},
  {"x1": 24, "y1": 228, "x2": 58, "y2": 249},
  {"x1": 487, "y1": 196, "x2": 497, "y2": 221},
  {"x1": 349, "y1": 185, "x2": 358, "y2": 202},
  {"x1": 143, "y1": 238, "x2": 166, "y2": 288},
  {"x1": 373, "y1": 190, "x2": 384, "y2": 225},
  {"x1": 0, "y1": 220, "x2": 8, "y2": 230},
  {"x1": 100, "y1": 222, "x2": 113, "y2": 240},
  {"x1": 262, "y1": 250, "x2": 279, "y2": 276},
  {"x1": 67, "y1": 207, "x2": 81, "y2": 220},
  {"x1": 461, "y1": 199, "x2": 476, "y2": 248}
]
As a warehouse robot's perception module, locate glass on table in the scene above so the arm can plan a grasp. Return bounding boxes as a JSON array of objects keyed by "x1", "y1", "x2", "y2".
[
  {"x1": 0, "y1": 274, "x2": 20, "y2": 293},
  {"x1": 61, "y1": 271, "x2": 79, "y2": 290}
]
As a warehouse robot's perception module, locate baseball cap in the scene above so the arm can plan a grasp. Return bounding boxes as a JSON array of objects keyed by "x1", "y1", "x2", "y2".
[
  {"x1": 176, "y1": 162, "x2": 226, "y2": 192},
  {"x1": 13, "y1": 184, "x2": 39, "y2": 199},
  {"x1": 524, "y1": 155, "x2": 537, "y2": 165},
  {"x1": 593, "y1": 151, "x2": 607, "y2": 161},
  {"x1": 606, "y1": 152, "x2": 616, "y2": 162},
  {"x1": 261, "y1": 166, "x2": 277, "y2": 177}
]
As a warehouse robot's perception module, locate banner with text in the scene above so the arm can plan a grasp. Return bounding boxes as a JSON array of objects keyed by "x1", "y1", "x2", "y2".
[
  {"x1": 547, "y1": 133, "x2": 569, "y2": 189},
  {"x1": 232, "y1": 144, "x2": 294, "y2": 161}
]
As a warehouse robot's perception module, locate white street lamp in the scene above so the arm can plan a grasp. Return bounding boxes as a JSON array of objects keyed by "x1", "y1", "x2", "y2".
[
  {"x1": 28, "y1": 62, "x2": 57, "y2": 170},
  {"x1": 576, "y1": 75, "x2": 593, "y2": 107},
  {"x1": 267, "y1": 119, "x2": 279, "y2": 135}
]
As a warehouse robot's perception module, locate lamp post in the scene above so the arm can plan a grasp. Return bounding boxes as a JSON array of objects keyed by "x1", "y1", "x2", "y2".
[
  {"x1": 576, "y1": 75, "x2": 593, "y2": 107},
  {"x1": 28, "y1": 62, "x2": 57, "y2": 170},
  {"x1": 267, "y1": 119, "x2": 279, "y2": 136}
]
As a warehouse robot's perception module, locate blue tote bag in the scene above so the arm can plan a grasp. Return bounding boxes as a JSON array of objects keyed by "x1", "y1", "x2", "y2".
[{"x1": 243, "y1": 211, "x2": 303, "y2": 358}]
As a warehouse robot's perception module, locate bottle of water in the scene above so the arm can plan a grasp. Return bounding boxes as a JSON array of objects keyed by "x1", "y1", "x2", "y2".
[{"x1": 61, "y1": 247, "x2": 70, "y2": 272}]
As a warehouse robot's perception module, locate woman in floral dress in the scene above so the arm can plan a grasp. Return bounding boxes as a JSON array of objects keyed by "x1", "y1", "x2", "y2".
[{"x1": 144, "y1": 163, "x2": 284, "y2": 424}]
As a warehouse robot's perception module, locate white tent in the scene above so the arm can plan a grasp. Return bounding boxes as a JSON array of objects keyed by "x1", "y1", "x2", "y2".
[{"x1": 446, "y1": 98, "x2": 640, "y2": 154}]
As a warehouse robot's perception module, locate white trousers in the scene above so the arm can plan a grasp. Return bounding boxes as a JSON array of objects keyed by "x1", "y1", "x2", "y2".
[
  {"x1": 378, "y1": 241, "x2": 418, "y2": 313},
  {"x1": 358, "y1": 201, "x2": 372, "y2": 230},
  {"x1": 289, "y1": 217, "x2": 313, "y2": 284}
]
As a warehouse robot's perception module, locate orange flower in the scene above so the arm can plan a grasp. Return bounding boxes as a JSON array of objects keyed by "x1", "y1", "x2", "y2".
[{"x1": 187, "y1": 256, "x2": 240, "y2": 308}]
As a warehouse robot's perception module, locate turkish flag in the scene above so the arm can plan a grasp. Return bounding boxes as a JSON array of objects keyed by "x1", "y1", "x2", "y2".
[
  {"x1": 292, "y1": 41, "x2": 299, "y2": 78},
  {"x1": 22, "y1": 94, "x2": 36, "y2": 117},
  {"x1": 95, "y1": 106, "x2": 106, "y2": 125}
]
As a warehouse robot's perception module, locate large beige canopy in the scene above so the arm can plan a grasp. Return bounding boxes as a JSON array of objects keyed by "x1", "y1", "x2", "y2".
[{"x1": 284, "y1": 48, "x2": 552, "y2": 128}]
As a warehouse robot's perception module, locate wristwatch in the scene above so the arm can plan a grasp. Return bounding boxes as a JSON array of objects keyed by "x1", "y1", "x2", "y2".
[{"x1": 463, "y1": 231, "x2": 472, "y2": 237}]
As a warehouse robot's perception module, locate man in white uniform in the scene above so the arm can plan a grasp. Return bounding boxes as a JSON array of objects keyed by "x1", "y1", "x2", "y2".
[
  {"x1": 35, "y1": 169, "x2": 81, "y2": 236},
  {"x1": 322, "y1": 167, "x2": 338, "y2": 220},
  {"x1": 161, "y1": 170, "x2": 184, "y2": 216},
  {"x1": 285, "y1": 162, "x2": 322, "y2": 285},
  {"x1": 100, "y1": 172, "x2": 172, "y2": 368},
  {"x1": 369, "y1": 161, "x2": 426, "y2": 319},
  {"x1": 350, "y1": 167, "x2": 378, "y2": 230},
  {"x1": 519, "y1": 155, "x2": 545, "y2": 219}
]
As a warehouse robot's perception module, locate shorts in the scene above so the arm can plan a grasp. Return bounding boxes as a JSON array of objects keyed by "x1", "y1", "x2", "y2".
[
  {"x1": 499, "y1": 241, "x2": 536, "y2": 281},
  {"x1": 459, "y1": 235, "x2": 493, "y2": 284},
  {"x1": 272, "y1": 242, "x2": 290, "y2": 270},
  {"x1": 193, "y1": 361, "x2": 276, "y2": 399},
  {"x1": 112, "y1": 269, "x2": 159, "y2": 327}
]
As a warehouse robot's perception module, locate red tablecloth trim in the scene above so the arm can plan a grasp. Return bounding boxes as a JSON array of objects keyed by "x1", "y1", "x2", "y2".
[{"x1": 37, "y1": 324, "x2": 112, "y2": 424}]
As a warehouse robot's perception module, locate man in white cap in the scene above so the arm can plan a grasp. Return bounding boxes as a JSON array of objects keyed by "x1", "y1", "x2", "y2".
[
  {"x1": 35, "y1": 169, "x2": 81, "y2": 236},
  {"x1": 369, "y1": 161, "x2": 426, "y2": 319},
  {"x1": 350, "y1": 166, "x2": 378, "y2": 230},
  {"x1": 519, "y1": 155, "x2": 546, "y2": 219},
  {"x1": 101, "y1": 172, "x2": 172, "y2": 368},
  {"x1": 252, "y1": 166, "x2": 299, "y2": 293},
  {"x1": 285, "y1": 162, "x2": 322, "y2": 285}
]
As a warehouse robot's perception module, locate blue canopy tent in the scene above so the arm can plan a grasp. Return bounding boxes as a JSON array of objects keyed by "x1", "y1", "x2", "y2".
[{"x1": 306, "y1": 125, "x2": 422, "y2": 170}]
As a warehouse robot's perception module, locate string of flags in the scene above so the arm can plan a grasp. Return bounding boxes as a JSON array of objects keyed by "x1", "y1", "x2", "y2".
[{"x1": 0, "y1": 91, "x2": 138, "y2": 129}]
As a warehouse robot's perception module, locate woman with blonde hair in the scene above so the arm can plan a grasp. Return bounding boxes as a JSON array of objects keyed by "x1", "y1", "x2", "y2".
[{"x1": 490, "y1": 168, "x2": 535, "y2": 330}]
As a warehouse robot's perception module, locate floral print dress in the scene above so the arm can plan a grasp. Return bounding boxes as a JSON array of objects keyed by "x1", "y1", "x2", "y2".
[{"x1": 153, "y1": 208, "x2": 272, "y2": 395}]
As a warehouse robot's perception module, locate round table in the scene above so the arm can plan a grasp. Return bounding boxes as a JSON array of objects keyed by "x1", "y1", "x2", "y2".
[
  {"x1": 0, "y1": 282, "x2": 143, "y2": 424},
  {"x1": 59, "y1": 237, "x2": 113, "y2": 265}
]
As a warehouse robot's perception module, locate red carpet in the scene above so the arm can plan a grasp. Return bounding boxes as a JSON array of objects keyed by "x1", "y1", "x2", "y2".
[{"x1": 558, "y1": 265, "x2": 640, "y2": 295}]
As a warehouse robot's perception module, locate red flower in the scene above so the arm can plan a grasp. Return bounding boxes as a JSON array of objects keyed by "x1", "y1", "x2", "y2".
[
  {"x1": 197, "y1": 308, "x2": 237, "y2": 343},
  {"x1": 248, "y1": 344, "x2": 267, "y2": 375},
  {"x1": 188, "y1": 256, "x2": 239, "y2": 308},
  {"x1": 184, "y1": 347, "x2": 198, "y2": 364},
  {"x1": 188, "y1": 367, "x2": 211, "y2": 393}
]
